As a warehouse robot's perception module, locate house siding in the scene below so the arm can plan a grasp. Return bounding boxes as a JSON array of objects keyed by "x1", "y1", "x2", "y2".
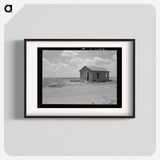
[
  {"x1": 80, "y1": 68, "x2": 93, "y2": 82},
  {"x1": 80, "y1": 66, "x2": 109, "y2": 82},
  {"x1": 92, "y1": 71, "x2": 107, "y2": 82}
]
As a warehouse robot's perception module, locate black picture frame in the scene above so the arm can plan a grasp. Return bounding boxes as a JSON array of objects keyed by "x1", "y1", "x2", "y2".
[
  {"x1": 38, "y1": 47, "x2": 122, "y2": 108},
  {"x1": 24, "y1": 39, "x2": 135, "y2": 118}
]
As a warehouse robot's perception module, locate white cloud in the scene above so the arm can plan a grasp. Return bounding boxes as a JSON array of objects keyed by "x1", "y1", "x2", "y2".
[
  {"x1": 43, "y1": 58, "x2": 49, "y2": 63},
  {"x1": 61, "y1": 51, "x2": 79, "y2": 57},
  {"x1": 113, "y1": 54, "x2": 117, "y2": 61},
  {"x1": 92, "y1": 56, "x2": 110, "y2": 64},
  {"x1": 68, "y1": 56, "x2": 110, "y2": 70},
  {"x1": 106, "y1": 61, "x2": 117, "y2": 77},
  {"x1": 43, "y1": 58, "x2": 71, "y2": 72},
  {"x1": 43, "y1": 58, "x2": 53, "y2": 70},
  {"x1": 56, "y1": 63, "x2": 71, "y2": 71},
  {"x1": 43, "y1": 54, "x2": 117, "y2": 77},
  {"x1": 69, "y1": 57, "x2": 83, "y2": 66}
]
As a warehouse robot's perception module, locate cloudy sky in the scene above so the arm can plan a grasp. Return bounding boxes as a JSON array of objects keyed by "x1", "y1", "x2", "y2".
[{"x1": 43, "y1": 49, "x2": 117, "y2": 77}]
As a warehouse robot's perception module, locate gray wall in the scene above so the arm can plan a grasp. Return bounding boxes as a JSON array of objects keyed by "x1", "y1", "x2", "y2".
[{"x1": 4, "y1": 4, "x2": 156, "y2": 156}]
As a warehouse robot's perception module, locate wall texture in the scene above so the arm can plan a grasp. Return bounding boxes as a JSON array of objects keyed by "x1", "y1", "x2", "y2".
[{"x1": 4, "y1": 4, "x2": 156, "y2": 156}]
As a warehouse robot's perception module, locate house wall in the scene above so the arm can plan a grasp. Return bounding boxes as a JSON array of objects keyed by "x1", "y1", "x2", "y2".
[
  {"x1": 92, "y1": 71, "x2": 107, "y2": 82},
  {"x1": 80, "y1": 68, "x2": 109, "y2": 82},
  {"x1": 80, "y1": 68, "x2": 93, "y2": 82}
]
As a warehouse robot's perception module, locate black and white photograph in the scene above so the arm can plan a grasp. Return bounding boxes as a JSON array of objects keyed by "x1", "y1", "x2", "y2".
[
  {"x1": 41, "y1": 48, "x2": 120, "y2": 106},
  {"x1": 25, "y1": 39, "x2": 135, "y2": 117}
]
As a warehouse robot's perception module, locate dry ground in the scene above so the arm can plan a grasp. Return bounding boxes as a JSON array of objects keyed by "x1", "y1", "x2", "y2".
[{"x1": 43, "y1": 80, "x2": 117, "y2": 104}]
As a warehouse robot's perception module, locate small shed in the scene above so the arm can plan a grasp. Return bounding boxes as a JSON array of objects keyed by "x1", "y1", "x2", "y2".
[{"x1": 79, "y1": 66, "x2": 109, "y2": 82}]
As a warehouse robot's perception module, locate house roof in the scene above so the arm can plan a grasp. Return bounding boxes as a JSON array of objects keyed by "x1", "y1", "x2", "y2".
[{"x1": 80, "y1": 66, "x2": 109, "y2": 72}]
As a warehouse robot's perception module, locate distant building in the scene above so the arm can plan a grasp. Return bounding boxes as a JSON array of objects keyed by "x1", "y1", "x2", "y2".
[{"x1": 79, "y1": 66, "x2": 109, "y2": 82}]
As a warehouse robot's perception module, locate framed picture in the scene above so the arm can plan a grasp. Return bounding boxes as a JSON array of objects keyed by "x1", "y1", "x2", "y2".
[{"x1": 25, "y1": 39, "x2": 135, "y2": 118}]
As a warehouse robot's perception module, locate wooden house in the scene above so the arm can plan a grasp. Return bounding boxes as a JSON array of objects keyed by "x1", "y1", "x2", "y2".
[{"x1": 79, "y1": 66, "x2": 109, "y2": 82}]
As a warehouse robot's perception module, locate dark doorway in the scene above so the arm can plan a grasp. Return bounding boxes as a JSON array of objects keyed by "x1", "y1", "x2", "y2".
[
  {"x1": 96, "y1": 72, "x2": 100, "y2": 79},
  {"x1": 86, "y1": 72, "x2": 89, "y2": 81}
]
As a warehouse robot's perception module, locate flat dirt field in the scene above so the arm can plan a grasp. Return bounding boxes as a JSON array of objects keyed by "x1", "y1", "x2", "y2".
[{"x1": 43, "y1": 78, "x2": 117, "y2": 104}]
